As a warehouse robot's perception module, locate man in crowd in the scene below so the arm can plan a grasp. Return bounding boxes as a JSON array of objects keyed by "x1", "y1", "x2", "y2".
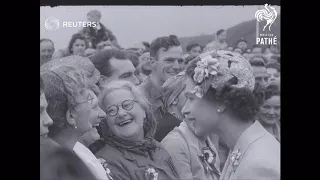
[
  {"x1": 249, "y1": 56, "x2": 269, "y2": 88},
  {"x1": 266, "y1": 62, "x2": 280, "y2": 84},
  {"x1": 136, "y1": 51, "x2": 152, "y2": 82},
  {"x1": 186, "y1": 42, "x2": 202, "y2": 57},
  {"x1": 236, "y1": 38, "x2": 249, "y2": 53},
  {"x1": 204, "y1": 29, "x2": 228, "y2": 51},
  {"x1": 139, "y1": 35, "x2": 184, "y2": 121},
  {"x1": 79, "y1": 10, "x2": 120, "y2": 49},
  {"x1": 40, "y1": 39, "x2": 55, "y2": 66},
  {"x1": 91, "y1": 49, "x2": 140, "y2": 87}
]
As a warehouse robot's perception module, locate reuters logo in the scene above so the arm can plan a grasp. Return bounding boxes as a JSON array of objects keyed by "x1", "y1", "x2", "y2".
[{"x1": 45, "y1": 17, "x2": 60, "y2": 31}]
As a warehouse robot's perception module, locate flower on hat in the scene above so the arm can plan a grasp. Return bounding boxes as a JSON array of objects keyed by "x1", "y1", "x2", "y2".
[
  {"x1": 193, "y1": 55, "x2": 220, "y2": 84},
  {"x1": 191, "y1": 54, "x2": 220, "y2": 98},
  {"x1": 190, "y1": 85, "x2": 204, "y2": 98}
]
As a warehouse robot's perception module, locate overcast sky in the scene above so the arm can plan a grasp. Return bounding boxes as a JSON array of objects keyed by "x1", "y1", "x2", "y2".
[{"x1": 40, "y1": 6, "x2": 280, "y2": 49}]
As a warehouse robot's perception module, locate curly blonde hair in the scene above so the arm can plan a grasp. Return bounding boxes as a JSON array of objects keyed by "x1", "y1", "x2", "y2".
[{"x1": 97, "y1": 80, "x2": 157, "y2": 154}]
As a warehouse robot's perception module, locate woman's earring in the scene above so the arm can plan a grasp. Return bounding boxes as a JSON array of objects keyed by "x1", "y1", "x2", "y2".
[
  {"x1": 74, "y1": 125, "x2": 77, "y2": 129},
  {"x1": 217, "y1": 109, "x2": 221, "y2": 113}
]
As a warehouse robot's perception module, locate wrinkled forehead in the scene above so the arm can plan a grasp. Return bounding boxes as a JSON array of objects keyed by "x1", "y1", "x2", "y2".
[
  {"x1": 157, "y1": 46, "x2": 183, "y2": 60},
  {"x1": 40, "y1": 41, "x2": 54, "y2": 49}
]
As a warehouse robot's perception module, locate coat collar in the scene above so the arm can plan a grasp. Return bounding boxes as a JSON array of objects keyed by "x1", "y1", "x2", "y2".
[{"x1": 232, "y1": 121, "x2": 268, "y2": 155}]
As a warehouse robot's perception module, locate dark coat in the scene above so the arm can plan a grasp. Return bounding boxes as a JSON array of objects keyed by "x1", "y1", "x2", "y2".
[
  {"x1": 95, "y1": 140, "x2": 179, "y2": 180},
  {"x1": 78, "y1": 22, "x2": 120, "y2": 49}
]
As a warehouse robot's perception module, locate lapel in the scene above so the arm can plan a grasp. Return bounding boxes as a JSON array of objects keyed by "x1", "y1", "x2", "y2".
[
  {"x1": 179, "y1": 122, "x2": 221, "y2": 175},
  {"x1": 221, "y1": 121, "x2": 268, "y2": 179}
]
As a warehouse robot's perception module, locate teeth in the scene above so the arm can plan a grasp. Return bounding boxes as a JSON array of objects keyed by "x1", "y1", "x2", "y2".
[{"x1": 119, "y1": 119, "x2": 132, "y2": 126}]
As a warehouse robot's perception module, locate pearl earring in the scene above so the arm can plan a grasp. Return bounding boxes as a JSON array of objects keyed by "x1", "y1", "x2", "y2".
[
  {"x1": 217, "y1": 109, "x2": 221, "y2": 113},
  {"x1": 75, "y1": 125, "x2": 77, "y2": 129}
]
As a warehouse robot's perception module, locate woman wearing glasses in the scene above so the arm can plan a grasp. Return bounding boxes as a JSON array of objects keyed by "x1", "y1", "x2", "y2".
[{"x1": 95, "y1": 80, "x2": 179, "y2": 180}]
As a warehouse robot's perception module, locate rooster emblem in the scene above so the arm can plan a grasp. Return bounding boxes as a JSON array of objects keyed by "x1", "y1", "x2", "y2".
[{"x1": 255, "y1": 4, "x2": 277, "y2": 31}]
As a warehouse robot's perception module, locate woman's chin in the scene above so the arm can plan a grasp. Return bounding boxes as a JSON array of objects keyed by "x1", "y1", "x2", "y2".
[
  {"x1": 90, "y1": 128, "x2": 100, "y2": 141},
  {"x1": 260, "y1": 118, "x2": 278, "y2": 126}
]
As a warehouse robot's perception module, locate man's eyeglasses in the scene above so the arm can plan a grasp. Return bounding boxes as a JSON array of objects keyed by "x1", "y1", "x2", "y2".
[{"x1": 106, "y1": 100, "x2": 137, "y2": 116}]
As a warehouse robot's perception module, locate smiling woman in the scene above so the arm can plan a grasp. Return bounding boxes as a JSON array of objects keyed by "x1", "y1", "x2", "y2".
[
  {"x1": 94, "y1": 80, "x2": 179, "y2": 180},
  {"x1": 258, "y1": 82, "x2": 280, "y2": 141}
]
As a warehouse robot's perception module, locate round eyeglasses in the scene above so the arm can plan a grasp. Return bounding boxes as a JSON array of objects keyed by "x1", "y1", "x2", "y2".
[{"x1": 106, "y1": 100, "x2": 137, "y2": 116}]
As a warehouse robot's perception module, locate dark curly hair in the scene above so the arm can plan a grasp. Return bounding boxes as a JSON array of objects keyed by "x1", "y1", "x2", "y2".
[
  {"x1": 264, "y1": 82, "x2": 280, "y2": 101},
  {"x1": 150, "y1": 35, "x2": 180, "y2": 58},
  {"x1": 186, "y1": 43, "x2": 202, "y2": 52},
  {"x1": 185, "y1": 58, "x2": 262, "y2": 122},
  {"x1": 68, "y1": 33, "x2": 89, "y2": 55}
]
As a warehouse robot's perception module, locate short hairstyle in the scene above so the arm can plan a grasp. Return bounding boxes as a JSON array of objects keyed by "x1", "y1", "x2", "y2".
[
  {"x1": 236, "y1": 39, "x2": 247, "y2": 45},
  {"x1": 264, "y1": 82, "x2": 280, "y2": 101},
  {"x1": 185, "y1": 59, "x2": 262, "y2": 122},
  {"x1": 186, "y1": 43, "x2": 202, "y2": 52},
  {"x1": 68, "y1": 34, "x2": 89, "y2": 54},
  {"x1": 125, "y1": 51, "x2": 140, "y2": 68},
  {"x1": 91, "y1": 49, "x2": 128, "y2": 77},
  {"x1": 142, "y1": 42, "x2": 150, "y2": 49},
  {"x1": 40, "y1": 38, "x2": 54, "y2": 47},
  {"x1": 266, "y1": 62, "x2": 280, "y2": 72},
  {"x1": 40, "y1": 76, "x2": 44, "y2": 96},
  {"x1": 87, "y1": 10, "x2": 102, "y2": 18},
  {"x1": 98, "y1": 80, "x2": 157, "y2": 147},
  {"x1": 162, "y1": 73, "x2": 188, "y2": 109},
  {"x1": 250, "y1": 55, "x2": 268, "y2": 65},
  {"x1": 216, "y1": 29, "x2": 226, "y2": 36},
  {"x1": 41, "y1": 66, "x2": 87, "y2": 138},
  {"x1": 150, "y1": 35, "x2": 180, "y2": 58}
]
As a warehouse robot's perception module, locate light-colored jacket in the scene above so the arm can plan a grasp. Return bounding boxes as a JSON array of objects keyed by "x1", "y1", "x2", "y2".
[
  {"x1": 161, "y1": 121, "x2": 221, "y2": 180},
  {"x1": 220, "y1": 121, "x2": 280, "y2": 180},
  {"x1": 73, "y1": 142, "x2": 110, "y2": 180}
]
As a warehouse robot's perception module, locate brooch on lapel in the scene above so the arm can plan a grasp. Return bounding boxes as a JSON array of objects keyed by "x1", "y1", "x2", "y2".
[
  {"x1": 229, "y1": 149, "x2": 242, "y2": 173},
  {"x1": 199, "y1": 147, "x2": 219, "y2": 174},
  {"x1": 145, "y1": 167, "x2": 158, "y2": 180},
  {"x1": 98, "y1": 158, "x2": 114, "y2": 180}
]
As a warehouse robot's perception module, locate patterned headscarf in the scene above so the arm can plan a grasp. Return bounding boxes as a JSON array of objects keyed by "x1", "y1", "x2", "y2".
[
  {"x1": 161, "y1": 71, "x2": 187, "y2": 110},
  {"x1": 190, "y1": 50, "x2": 255, "y2": 98},
  {"x1": 40, "y1": 55, "x2": 100, "y2": 94}
]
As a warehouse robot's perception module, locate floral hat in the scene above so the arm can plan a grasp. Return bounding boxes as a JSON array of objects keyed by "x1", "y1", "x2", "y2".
[{"x1": 190, "y1": 50, "x2": 255, "y2": 98}]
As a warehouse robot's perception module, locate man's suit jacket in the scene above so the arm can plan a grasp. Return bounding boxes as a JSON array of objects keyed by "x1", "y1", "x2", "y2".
[{"x1": 220, "y1": 121, "x2": 280, "y2": 180}]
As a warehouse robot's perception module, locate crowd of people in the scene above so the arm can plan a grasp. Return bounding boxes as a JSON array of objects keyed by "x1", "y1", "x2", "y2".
[{"x1": 40, "y1": 9, "x2": 280, "y2": 180}]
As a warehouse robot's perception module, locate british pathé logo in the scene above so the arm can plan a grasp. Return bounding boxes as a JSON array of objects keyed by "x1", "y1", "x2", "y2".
[{"x1": 255, "y1": 4, "x2": 278, "y2": 45}]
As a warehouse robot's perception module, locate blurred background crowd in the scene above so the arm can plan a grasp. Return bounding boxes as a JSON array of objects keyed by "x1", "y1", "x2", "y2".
[{"x1": 40, "y1": 7, "x2": 280, "y2": 180}]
